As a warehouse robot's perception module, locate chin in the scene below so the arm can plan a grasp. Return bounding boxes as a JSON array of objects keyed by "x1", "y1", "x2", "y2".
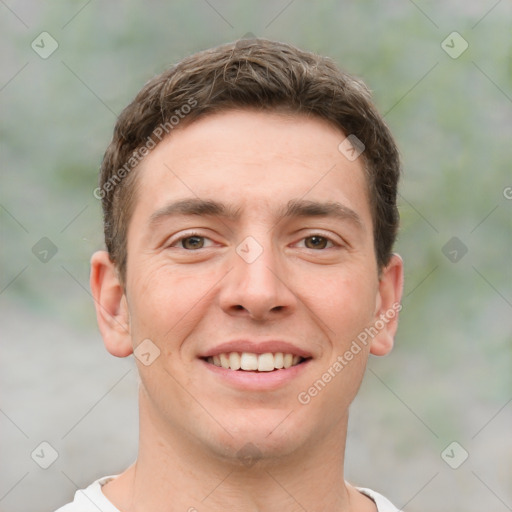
[{"x1": 204, "y1": 409, "x2": 312, "y2": 463}]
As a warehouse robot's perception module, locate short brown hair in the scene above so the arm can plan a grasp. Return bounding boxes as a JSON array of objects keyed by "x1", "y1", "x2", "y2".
[{"x1": 99, "y1": 38, "x2": 400, "y2": 283}]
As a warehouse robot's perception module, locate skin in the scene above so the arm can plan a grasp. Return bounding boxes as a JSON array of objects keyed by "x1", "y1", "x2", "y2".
[{"x1": 90, "y1": 110, "x2": 403, "y2": 512}]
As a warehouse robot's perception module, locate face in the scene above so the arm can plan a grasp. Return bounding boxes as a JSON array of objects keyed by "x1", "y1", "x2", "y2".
[{"x1": 92, "y1": 110, "x2": 403, "y2": 462}]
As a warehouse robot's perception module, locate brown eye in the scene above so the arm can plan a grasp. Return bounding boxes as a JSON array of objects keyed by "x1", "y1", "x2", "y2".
[
  {"x1": 181, "y1": 236, "x2": 205, "y2": 250},
  {"x1": 304, "y1": 235, "x2": 330, "y2": 249}
]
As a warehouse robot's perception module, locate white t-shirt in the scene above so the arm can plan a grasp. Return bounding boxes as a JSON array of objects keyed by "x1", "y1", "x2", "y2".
[{"x1": 55, "y1": 475, "x2": 401, "y2": 512}]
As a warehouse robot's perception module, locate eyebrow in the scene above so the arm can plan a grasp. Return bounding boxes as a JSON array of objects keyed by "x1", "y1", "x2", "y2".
[
  {"x1": 148, "y1": 197, "x2": 363, "y2": 229},
  {"x1": 280, "y1": 199, "x2": 363, "y2": 228},
  {"x1": 148, "y1": 198, "x2": 241, "y2": 225}
]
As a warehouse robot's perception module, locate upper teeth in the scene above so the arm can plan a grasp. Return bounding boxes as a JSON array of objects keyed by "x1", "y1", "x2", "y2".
[{"x1": 207, "y1": 352, "x2": 302, "y2": 371}]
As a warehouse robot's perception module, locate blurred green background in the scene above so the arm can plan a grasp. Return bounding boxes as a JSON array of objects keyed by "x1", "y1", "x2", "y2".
[{"x1": 1, "y1": 1, "x2": 511, "y2": 511}]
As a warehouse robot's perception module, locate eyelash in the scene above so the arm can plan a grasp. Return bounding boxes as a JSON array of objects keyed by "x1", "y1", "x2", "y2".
[
  {"x1": 168, "y1": 232, "x2": 215, "y2": 250},
  {"x1": 168, "y1": 232, "x2": 339, "y2": 250}
]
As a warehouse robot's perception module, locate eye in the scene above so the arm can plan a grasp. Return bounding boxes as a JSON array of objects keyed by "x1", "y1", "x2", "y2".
[
  {"x1": 169, "y1": 233, "x2": 214, "y2": 250},
  {"x1": 299, "y1": 235, "x2": 335, "y2": 250}
]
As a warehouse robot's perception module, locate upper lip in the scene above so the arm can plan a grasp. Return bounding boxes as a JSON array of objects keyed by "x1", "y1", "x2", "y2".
[{"x1": 199, "y1": 340, "x2": 313, "y2": 359}]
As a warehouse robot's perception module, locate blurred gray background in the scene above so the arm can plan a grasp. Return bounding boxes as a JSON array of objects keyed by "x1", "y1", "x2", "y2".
[{"x1": 1, "y1": 1, "x2": 511, "y2": 511}]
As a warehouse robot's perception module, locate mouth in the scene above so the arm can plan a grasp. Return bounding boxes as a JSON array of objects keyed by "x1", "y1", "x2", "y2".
[
  {"x1": 198, "y1": 341, "x2": 313, "y2": 389},
  {"x1": 202, "y1": 352, "x2": 310, "y2": 372}
]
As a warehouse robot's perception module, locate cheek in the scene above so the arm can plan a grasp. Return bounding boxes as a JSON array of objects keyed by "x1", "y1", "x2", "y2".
[
  {"x1": 302, "y1": 265, "x2": 378, "y2": 343},
  {"x1": 126, "y1": 263, "x2": 218, "y2": 352},
  {"x1": 126, "y1": 265, "x2": 206, "y2": 423}
]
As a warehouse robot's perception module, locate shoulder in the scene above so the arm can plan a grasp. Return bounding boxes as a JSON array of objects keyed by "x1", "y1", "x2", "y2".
[
  {"x1": 54, "y1": 475, "x2": 120, "y2": 512},
  {"x1": 356, "y1": 487, "x2": 402, "y2": 512}
]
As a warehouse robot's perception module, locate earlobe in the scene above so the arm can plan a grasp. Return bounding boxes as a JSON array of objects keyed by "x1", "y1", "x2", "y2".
[
  {"x1": 369, "y1": 253, "x2": 404, "y2": 356},
  {"x1": 90, "y1": 251, "x2": 133, "y2": 358}
]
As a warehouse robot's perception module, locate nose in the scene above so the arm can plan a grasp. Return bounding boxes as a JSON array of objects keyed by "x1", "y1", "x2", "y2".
[{"x1": 218, "y1": 238, "x2": 297, "y2": 321}]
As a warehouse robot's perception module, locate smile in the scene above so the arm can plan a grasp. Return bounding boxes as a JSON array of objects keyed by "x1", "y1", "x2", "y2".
[{"x1": 205, "y1": 352, "x2": 307, "y2": 372}]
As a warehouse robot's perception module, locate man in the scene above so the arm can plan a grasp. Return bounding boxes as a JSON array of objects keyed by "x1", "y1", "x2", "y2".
[{"x1": 57, "y1": 38, "x2": 404, "y2": 511}]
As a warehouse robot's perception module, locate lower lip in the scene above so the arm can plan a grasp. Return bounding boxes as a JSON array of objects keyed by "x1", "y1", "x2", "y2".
[{"x1": 200, "y1": 359, "x2": 311, "y2": 391}]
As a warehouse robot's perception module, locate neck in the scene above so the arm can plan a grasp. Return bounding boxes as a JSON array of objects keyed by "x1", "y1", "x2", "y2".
[{"x1": 103, "y1": 393, "x2": 371, "y2": 512}]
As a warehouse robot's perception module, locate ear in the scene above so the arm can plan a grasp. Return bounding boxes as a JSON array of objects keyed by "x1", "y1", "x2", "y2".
[
  {"x1": 90, "y1": 250, "x2": 133, "y2": 358},
  {"x1": 369, "y1": 253, "x2": 404, "y2": 356}
]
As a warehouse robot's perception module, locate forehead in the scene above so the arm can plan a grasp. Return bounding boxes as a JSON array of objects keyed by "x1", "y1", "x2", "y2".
[{"x1": 130, "y1": 110, "x2": 371, "y2": 227}]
